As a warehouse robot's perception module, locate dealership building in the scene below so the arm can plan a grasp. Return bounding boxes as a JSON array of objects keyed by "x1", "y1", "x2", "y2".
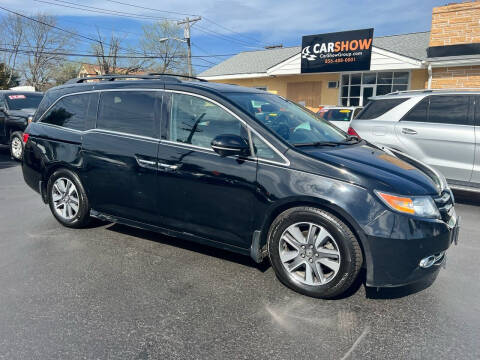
[{"x1": 199, "y1": 1, "x2": 480, "y2": 111}]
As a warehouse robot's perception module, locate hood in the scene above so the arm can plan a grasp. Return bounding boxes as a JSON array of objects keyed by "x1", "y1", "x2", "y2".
[
  {"x1": 7, "y1": 109, "x2": 36, "y2": 118},
  {"x1": 298, "y1": 142, "x2": 441, "y2": 196}
]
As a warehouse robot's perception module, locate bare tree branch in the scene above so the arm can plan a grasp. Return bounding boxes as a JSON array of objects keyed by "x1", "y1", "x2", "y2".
[
  {"x1": 1, "y1": 14, "x2": 25, "y2": 84},
  {"x1": 140, "y1": 21, "x2": 188, "y2": 74},
  {"x1": 21, "y1": 14, "x2": 74, "y2": 91}
]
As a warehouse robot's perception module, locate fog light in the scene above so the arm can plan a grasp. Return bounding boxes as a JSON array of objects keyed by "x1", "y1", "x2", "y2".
[{"x1": 419, "y1": 251, "x2": 445, "y2": 268}]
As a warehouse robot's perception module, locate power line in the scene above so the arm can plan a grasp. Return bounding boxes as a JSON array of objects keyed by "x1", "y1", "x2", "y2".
[
  {"x1": 103, "y1": 0, "x2": 197, "y2": 18},
  {"x1": 34, "y1": 0, "x2": 265, "y2": 50},
  {"x1": 101, "y1": 0, "x2": 267, "y2": 46},
  {"x1": 0, "y1": 46, "x2": 236, "y2": 59},
  {"x1": 202, "y1": 17, "x2": 266, "y2": 46},
  {"x1": 0, "y1": 4, "x2": 146, "y2": 57},
  {"x1": 39, "y1": 0, "x2": 180, "y2": 21}
]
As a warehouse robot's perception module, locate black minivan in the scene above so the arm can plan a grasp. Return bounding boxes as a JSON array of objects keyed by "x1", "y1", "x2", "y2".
[{"x1": 22, "y1": 75, "x2": 459, "y2": 298}]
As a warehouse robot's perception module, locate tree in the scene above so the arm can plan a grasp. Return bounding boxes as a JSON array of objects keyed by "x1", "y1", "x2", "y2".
[
  {"x1": 0, "y1": 63, "x2": 20, "y2": 90},
  {"x1": 52, "y1": 61, "x2": 81, "y2": 85},
  {"x1": 22, "y1": 14, "x2": 73, "y2": 91},
  {"x1": 92, "y1": 30, "x2": 120, "y2": 75},
  {"x1": 140, "y1": 21, "x2": 188, "y2": 74},
  {"x1": 0, "y1": 14, "x2": 25, "y2": 86},
  {"x1": 91, "y1": 29, "x2": 146, "y2": 75}
]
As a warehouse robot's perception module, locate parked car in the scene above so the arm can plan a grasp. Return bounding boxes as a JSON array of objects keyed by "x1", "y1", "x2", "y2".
[
  {"x1": 22, "y1": 75, "x2": 459, "y2": 299},
  {"x1": 0, "y1": 90, "x2": 43, "y2": 160},
  {"x1": 349, "y1": 90, "x2": 480, "y2": 192},
  {"x1": 317, "y1": 106, "x2": 363, "y2": 131}
]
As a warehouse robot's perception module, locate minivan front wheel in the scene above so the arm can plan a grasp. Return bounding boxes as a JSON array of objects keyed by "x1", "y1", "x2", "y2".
[
  {"x1": 268, "y1": 207, "x2": 362, "y2": 299},
  {"x1": 47, "y1": 169, "x2": 91, "y2": 228}
]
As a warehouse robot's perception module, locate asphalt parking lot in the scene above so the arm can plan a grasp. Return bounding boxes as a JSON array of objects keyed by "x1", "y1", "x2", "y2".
[{"x1": 1, "y1": 148, "x2": 479, "y2": 360}]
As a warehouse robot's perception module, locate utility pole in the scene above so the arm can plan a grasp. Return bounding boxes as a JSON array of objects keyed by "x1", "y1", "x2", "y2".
[{"x1": 177, "y1": 16, "x2": 201, "y2": 77}]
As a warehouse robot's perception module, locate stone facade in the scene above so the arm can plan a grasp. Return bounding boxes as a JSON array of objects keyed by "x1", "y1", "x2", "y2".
[
  {"x1": 430, "y1": 1, "x2": 480, "y2": 47},
  {"x1": 429, "y1": 1, "x2": 480, "y2": 89},
  {"x1": 431, "y1": 65, "x2": 480, "y2": 88}
]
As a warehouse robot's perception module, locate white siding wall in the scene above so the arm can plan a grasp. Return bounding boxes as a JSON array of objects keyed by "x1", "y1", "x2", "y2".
[{"x1": 267, "y1": 47, "x2": 423, "y2": 75}]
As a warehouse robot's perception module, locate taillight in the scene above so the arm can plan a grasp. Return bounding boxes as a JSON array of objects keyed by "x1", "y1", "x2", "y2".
[
  {"x1": 22, "y1": 133, "x2": 29, "y2": 143},
  {"x1": 347, "y1": 126, "x2": 360, "y2": 138}
]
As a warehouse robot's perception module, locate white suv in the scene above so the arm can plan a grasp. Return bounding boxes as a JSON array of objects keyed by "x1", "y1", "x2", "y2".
[{"x1": 349, "y1": 90, "x2": 480, "y2": 192}]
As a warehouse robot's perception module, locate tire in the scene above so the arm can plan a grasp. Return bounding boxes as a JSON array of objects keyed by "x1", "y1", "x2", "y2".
[
  {"x1": 47, "y1": 168, "x2": 91, "y2": 228},
  {"x1": 268, "y1": 206, "x2": 363, "y2": 299},
  {"x1": 10, "y1": 131, "x2": 24, "y2": 161}
]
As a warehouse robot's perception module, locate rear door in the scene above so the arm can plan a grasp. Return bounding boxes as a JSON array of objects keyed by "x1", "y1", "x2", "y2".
[
  {"x1": 395, "y1": 94, "x2": 475, "y2": 182},
  {"x1": 81, "y1": 90, "x2": 161, "y2": 225}
]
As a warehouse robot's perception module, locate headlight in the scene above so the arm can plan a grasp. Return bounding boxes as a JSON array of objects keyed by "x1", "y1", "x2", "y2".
[{"x1": 375, "y1": 191, "x2": 440, "y2": 218}]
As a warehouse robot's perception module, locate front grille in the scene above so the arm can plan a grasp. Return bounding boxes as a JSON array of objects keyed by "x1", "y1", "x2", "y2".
[{"x1": 434, "y1": 190, "x2": 454, "y2": 223}]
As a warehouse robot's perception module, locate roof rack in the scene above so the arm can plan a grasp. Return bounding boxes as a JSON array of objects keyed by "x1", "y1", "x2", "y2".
[
  {"x1": 389, "y1": 88, "x2": 480, "y2": 95},
  {"x1": 66, "y1": 73, "x2": 208, "y2": 84},
  {"x1": 147, "y1": 73, "x2": 208, "y2": 82}
]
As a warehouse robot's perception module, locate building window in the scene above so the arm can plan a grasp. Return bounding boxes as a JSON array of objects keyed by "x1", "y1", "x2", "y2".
[{"x1": 340, "y1": 71, "x2": 409, "y2": 106}]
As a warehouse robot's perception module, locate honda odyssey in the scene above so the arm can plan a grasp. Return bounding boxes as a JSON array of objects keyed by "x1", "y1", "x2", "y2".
[{"x1": 22, "y1": 75, "x2": 459, "y2": 299}]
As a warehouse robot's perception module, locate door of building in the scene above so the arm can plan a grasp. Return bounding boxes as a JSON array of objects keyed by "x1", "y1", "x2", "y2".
[{"x1": 361, "y1": 85, "x2": 376, "y2": 106}]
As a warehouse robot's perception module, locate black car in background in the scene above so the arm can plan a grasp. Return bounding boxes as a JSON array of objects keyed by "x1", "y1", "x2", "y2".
[
  {"x1": 0, "y1": 91, "x2": 43, "y2": 160},
  {"x1": 21, "y1": 75, "x2": 459, "y2": 299}
]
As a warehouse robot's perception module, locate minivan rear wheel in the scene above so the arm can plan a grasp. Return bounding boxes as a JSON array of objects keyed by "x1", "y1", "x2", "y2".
[
  {"x1": 268, "y1": 207, "x2": 362, "y2": 299},
  {"x1": 47, "y1": 169, "x2": 91, "y2": 228}
]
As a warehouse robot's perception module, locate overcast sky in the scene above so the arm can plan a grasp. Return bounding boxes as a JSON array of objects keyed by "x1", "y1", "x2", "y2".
[{"x1": 1, "y1": 0, "x2": 449, "y2": 71}]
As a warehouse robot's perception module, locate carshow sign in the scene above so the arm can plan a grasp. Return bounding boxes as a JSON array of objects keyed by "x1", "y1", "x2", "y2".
[{"x1": 301, "y1": 28, "x2": 374, "y2": 73}]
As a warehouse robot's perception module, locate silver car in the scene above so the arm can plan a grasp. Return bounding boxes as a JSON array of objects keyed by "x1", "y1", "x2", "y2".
[
  {"x1": 316, "y1": 106, "x2": 363, "y2": 131},
  {"x1": 349, "y1": 90, "x2": 480, "y2": 192}
]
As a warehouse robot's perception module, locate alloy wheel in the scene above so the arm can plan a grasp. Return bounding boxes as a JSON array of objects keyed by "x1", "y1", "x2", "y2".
[
  {"x1": 51, "y1": 177, "x2": 80, "y2": 220},
  {"x1": 279, "y1": 222, "x2": 341, "y2": 286},
  {"x1": 11, "y1": 136, "x2": 22, "y2": 159}
]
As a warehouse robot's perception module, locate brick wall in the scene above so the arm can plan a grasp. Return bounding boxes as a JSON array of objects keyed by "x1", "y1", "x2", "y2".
[
  {"x1": 430, "y1": 1, "x2": 480, "y2": 47},
  {"x1": 430, "y1": 65, "x2": 480, "y2": 88}
]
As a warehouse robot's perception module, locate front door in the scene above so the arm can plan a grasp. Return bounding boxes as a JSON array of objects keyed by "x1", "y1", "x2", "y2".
[
  {"x1": 361, "y1": 85, "x2": 376, "y2": 106},
  {"x1": 156, "y1": 91, "x2": 258, "y2": 248},
  {"x1": 82, "y1": 90, "x2": 162, "y2": 224}
]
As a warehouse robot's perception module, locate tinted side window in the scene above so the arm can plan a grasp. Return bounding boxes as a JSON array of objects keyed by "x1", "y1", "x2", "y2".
[
  {"x1": 169, "y1": 93, "x2": 245, "y2": 149},
  {"x1": 356, "y1": 98, "x2": 408, "y2": 119},
  {"x1": 251, "y1": 133, "x2": 283, "y2": 162},
  {"x1": 41, "y1": 93, "x2": 92, "y2": 131},
  {"x1": 402, "y1": 97, "x2": 428, "y2": 122},
  {"x1": 428, "y1": 95, "x2": 470, "y2": 125},
  {"x1": 97, "y1": 91, "x2": 159, "y2": 137}
]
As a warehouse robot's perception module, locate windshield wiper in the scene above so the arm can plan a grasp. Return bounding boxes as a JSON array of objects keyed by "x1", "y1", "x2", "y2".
[
  {"x1": 293, "y1": 136, "x2": 361, "y2": 147},
  {"x1": 293, "y1": 141, "x2": 344, "y2": 147}
]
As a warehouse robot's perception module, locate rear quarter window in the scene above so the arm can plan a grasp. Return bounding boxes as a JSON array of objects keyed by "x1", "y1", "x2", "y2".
[
  {"x1": 356, "y1": 98, "x2": 409, "y2": 119},
  {"x1": 40, "y1": 93, "x2": 96, "y2": 131}
]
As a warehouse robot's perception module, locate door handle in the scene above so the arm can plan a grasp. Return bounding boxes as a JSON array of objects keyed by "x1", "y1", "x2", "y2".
[
  {"x1": 402, "y1": 128, "x2": 417, "y2": 135},
  {"x1": 136, "y1": 158, "x2": 157, "y2": 169},
  {"x1": 158, "y1": 163, "x2": 179, "y2": 171}
]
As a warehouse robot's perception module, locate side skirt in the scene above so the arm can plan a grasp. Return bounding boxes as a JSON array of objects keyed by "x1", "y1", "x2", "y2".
[{"x1": 90, "y1": 209, "x2": 251, "y2": 258}]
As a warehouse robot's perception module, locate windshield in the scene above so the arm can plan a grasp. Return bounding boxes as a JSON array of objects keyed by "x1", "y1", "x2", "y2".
[
  {"x1": 226, "y1": 93, "x2": 347, "y2": 146},
  {"x1": 5, "y1": 93, "x2": 43, "y2": 110},
  {"x1": 317, "y1": 108, "x2": 353, "y2": 122}
]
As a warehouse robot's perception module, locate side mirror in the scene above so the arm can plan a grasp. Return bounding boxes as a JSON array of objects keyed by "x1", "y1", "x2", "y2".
[{"x1": 211, "y1": 134, "x2": 250, "y2": 157}]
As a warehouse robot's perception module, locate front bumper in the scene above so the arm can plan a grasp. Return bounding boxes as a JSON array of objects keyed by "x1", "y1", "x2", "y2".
[{"x1": 364, "y1": 207, "x2": 459, "y2": 288}]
